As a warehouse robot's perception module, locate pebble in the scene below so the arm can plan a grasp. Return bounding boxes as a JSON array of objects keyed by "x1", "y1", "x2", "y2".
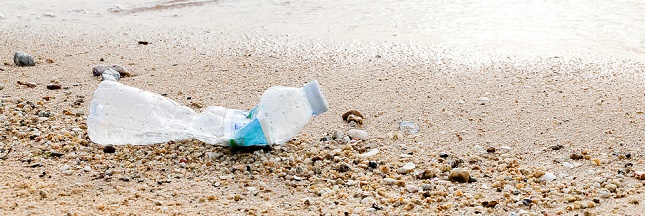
[
  {"x1": 103, "y1": 145, "x2": 116, "y2": 153},
  {"x1": 342, "y1": 110, "x2": 364, "y2": 124},
  {"x1": 0, "y1": 13, "x2": 5, "y2": 19},
  {"x1": 439, "y1": 152, "x2": 449, "y2": 158},
  {"x1": 17, "y1": 81, "x2": 37, "y2": 88},
  {"x1": 571, "y1": 153, "x2": 584, "y2": 160},
  {"x1": 406, "y1": 184, "x2": 419, "y2": 193},
  {"x1": 14, "y1": 51, "x2": 35, "y2": 66},
  {"x1": 599, "y1": 189, "x2": 611, "y2": 198},
  {"x1": 338, "y1": 163, "x2": 351, "y2": 172},
  {"x1": 368, "y1": 161, "x2": 378, "y2": 169},
  {"x1": 360, "y1": 149, "x2": 379, "y2": 157},
  {"x1": 538, "y1": 172, "x2": 557, "y2": 181},
  {"x1": 383, "y1": 178, "x2": 397, "y2": 184},
  {"x1": 331, "y1": 129, "x2": 344, "y2": 140},
  {"x1": 522, "y1": 198, "x2": 533, "y2": 206},
  {"x1": 397, "y1": 162, "x2": 415, "y2": 174},
  {"x1": 486, "y1": 147, "x2": 496, "y2": 153},
  {"x1": 348, "y1": 129, "x2": 368, "y2": 140},
  {"x1": 361, "y1": 197, "x2": 376, "y2": 205},
  {"x1": 101, "y1": 68, "x2": 121, "y2": 81},
  {"x1": 92, "y1": 64, "x2": 130, "y2": 77},
  {"x1": 46, "y1": 83, "x2": 62, "y2": 90},
  {"x1": 0, "y1": 83, "x2": 4, "y2": 90},
  {"x1": 550, "y1": 144, "x2": 563, "y2": 150},
  {"x1": 448, "y1": 168, "x2": 470, "y2": 183},
  {"x1": 634, "y1": 171, "x2": 645, "y2": 180},
  {"x1": 562, "y1": 162, "x2": 574, "y2": 168},
  {"x1": 418, "y1": 169, "x2": 437, "y2": 179},
  {"x1": 83, "y1": 166, "x2": 92, "y2": 172}
]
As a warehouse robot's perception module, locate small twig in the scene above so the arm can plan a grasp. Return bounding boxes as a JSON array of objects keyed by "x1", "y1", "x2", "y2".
[{"x1": 0, "y1": 147, "x2": 12, "y2": 160}]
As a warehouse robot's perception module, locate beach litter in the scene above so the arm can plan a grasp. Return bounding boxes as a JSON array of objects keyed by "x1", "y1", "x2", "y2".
[{"x1": 87, "y1": 80, "x2": 329, "y2": 147}]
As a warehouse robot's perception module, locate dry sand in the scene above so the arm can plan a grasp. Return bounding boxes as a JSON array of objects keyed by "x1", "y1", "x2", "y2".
[{"x1": 1, "y1": 22, "x2": 645, "y2": 216}]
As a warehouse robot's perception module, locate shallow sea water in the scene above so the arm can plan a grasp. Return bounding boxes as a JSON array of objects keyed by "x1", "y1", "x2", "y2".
[{"x1": 1, "y1": 0, "x2": 644, "y2": 59}]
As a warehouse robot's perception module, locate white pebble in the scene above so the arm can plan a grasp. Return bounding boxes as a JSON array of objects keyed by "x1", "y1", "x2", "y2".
[
  {"x1": 539, "y1": 172, "x2": 557, "y2": 181},
  {"x1": 360, "y1": 149, "x2": 378, "y2": 157},
  {"x1": 246, "y1": 187, "x2": 257, "y2": 191},
  {"x1": 83, "y1": 166, "x2": 91, "y2": 172},
  {"x1": 406, "y1": 184, "x2": 419, "y2": 193},
  {"x1": 348, "y1": 129, "x2": 368, "y2": 140},
  {"x1": 397, "y1": 162, "x2": 415, "y2": 173},
  {"x1": 562, "y1": 162, "x2": 574, "y2": 168},
  {"x1": 361, "y1": 197, "x2": 376, "y2": 205},
  {"x1": 384, "y1": 178, "x2": 397, "y2": 184}
]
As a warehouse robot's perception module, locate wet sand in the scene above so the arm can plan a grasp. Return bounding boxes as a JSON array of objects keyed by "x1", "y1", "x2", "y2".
[{"x1": 1, "y1": 22, "x2": 645, "y2": 215}]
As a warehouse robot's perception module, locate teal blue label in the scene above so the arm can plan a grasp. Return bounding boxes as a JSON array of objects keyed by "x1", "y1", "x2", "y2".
[{"x1": 230, "y1": 118, "x2": 267, "y2": 146}]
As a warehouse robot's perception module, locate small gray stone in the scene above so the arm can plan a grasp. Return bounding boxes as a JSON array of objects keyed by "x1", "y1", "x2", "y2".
[
  {"x1": 0, "y1": 83, "x2": 4, "y2": 90},
  {"x1": 14, "y1": 51, "x2": 35, "y2": 66},
  {"x1": 332, "y1": 129, "x2": 344, "y2": 140},
  {"x1": 101, "y1": 68, "x2": 121, "y2": 81}
]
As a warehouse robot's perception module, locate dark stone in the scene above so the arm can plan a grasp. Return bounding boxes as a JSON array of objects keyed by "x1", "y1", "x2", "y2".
[
  {"x1": 439, "y1": 152, "x2": 449, "y2": 158},
  {"x1": 522, "y1": 198, "x2": 533, "y2": 206},
  {"x1": 14, "y1": 51, "x2": 35, "y2": 66},
  {"x1": 338, "y1": 163, "x2": 351, "y2": 172},
  {"x1": 46, "y1": 84, "x2": 62, "y2": 90},
  {"x1": 486, "y1": 147, "x2": 496, "y2": 153},
  {"x1": 103, "y1": 145, "x2": 116, "y2": 153},
  {"x1": 368, "y1": 161, "x2": 378, "y2": 169},
  {"x1": 550, "y1": 144, "x2": 563, "y2": 150},
  {"x1": 49, "y1": 152, "x2": 64, "y2": 157},
  {"x1": 138, "y1": 41, "x2": 149, "y2": 45}
]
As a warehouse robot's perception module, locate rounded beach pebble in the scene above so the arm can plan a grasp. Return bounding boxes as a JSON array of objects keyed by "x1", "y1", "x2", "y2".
[
  {"x1": 348, "y1": 129, "x2": 368, "y2": 140},
  {"x1": 14, "y1": 51, "x2": 35, "y2": 66},
  {"x1": 448, "y1": 168, "x2": 470, "y2": 183}
]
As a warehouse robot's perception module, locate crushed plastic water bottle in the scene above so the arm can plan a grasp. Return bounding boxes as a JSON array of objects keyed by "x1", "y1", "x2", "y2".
[
  {"x1": 399, "y1": 121, "x2": 419, "y2": 134},
  {"x1": 87, "y1": 80, "x2": 329, "y2": 147}
]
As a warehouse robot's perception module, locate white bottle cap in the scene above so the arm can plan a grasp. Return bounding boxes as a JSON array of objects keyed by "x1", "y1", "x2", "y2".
[{"x1": 303, "y1": 80, "x2": 329, "y2": 115}]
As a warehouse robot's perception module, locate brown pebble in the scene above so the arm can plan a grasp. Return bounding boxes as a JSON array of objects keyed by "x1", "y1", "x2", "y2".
[
  {"x1": 338, "y1": 163, "x2": 351, "y2": 172},
  {"x1": 486, "y1": 147, "x2": 496, "y2": 153},
  {"x1": 342, "y1": 110, "x2": 364, "y2": 122},
  {"x1": 45, "y1": 58, "x2": 54, "y2": 63},
  {"x1": 418, "y1": 169, "x2": 436, "y2": 179},
  {"x1": 448, "y1": 168, "x2": 470, "y2": 183},
  {"x1": 103, "y1": 145, "x2": 116, "y2": 153},
  {"x1": 482, "y1": 200, "x2": 498, "y2": 208},
  {"x1": 571, "y1": 153, "x2": 584, "y2": 160}
]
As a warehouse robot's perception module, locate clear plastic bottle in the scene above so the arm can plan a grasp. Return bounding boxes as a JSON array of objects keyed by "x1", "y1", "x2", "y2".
[{"x1": 87, "y1": 80, "x2": 328, "y2": 146}]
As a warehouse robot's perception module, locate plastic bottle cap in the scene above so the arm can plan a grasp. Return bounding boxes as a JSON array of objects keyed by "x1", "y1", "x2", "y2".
[{"x1": 303, "y1": 80, "x2": 329, "y2": 115}]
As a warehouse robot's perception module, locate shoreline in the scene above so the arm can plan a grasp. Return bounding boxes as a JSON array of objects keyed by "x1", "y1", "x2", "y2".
[{"x1": 1, "y1": 23, "x2": 644, "y2": 215}]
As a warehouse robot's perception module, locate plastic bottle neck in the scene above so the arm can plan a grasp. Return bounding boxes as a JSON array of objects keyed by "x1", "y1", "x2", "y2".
[{"x1": 302, "y1": 80, "x2": 329, "y2": 116}]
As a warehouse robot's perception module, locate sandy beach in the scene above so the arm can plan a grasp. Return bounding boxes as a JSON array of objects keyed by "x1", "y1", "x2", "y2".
[{"x1": 1, "y1": 2, "x2": 645, "y2": 215}]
